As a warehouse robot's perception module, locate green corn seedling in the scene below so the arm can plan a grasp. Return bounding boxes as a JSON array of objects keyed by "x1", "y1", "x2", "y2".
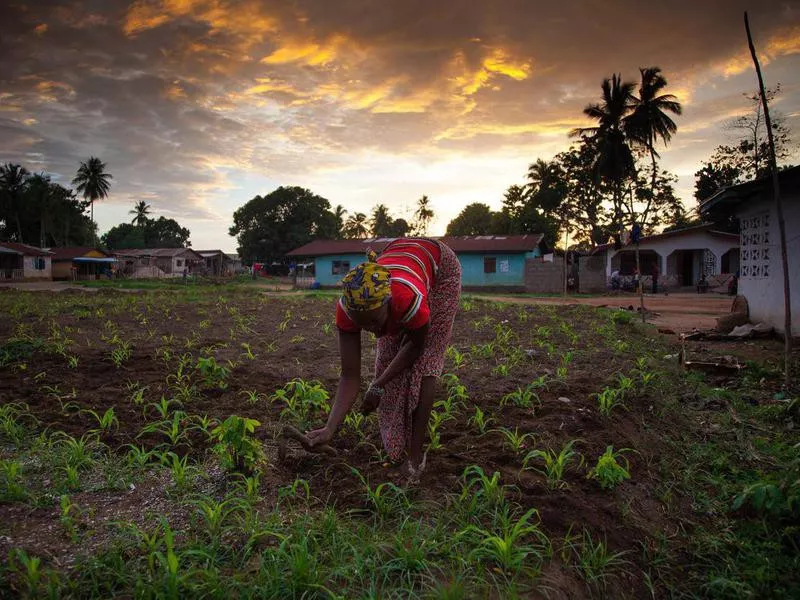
[
  {"x1": 494, "y1": 426, "x2": 535, "y2": 454},
  {"x1": 467, "y1": 406, "x2": 494, "y2": 434},
  {"x1": 523, "y1": 439, "x2": 582, "y2": 489}
]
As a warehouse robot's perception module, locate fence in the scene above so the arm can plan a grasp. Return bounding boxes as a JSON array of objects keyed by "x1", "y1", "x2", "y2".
[{"x1": 0, "y1": 269, "x2": 24, "y2": 281}]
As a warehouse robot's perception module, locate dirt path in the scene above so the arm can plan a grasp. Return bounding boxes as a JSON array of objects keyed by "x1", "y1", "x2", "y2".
[{"x1": 477, "y1": 293, "x2": 734, "y2": 333}]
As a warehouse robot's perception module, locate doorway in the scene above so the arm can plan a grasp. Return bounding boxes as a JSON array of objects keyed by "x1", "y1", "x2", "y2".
[{"x1": 681, "y1": 251, "x2": 694, "y2": 286}]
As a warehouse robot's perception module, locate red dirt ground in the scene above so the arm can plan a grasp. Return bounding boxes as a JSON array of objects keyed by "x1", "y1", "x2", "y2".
[{"x1": 0, "y1": 290, "x2": 788, "y2": 597}]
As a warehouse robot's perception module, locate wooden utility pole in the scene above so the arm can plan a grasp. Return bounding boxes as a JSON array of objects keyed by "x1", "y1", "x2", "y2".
[
  {"x1": 745, "y1": 12, "x2": 793, "y2": 386},
  {"x1": 563, "y1": 228, "x2": 569, "y2": 296}
]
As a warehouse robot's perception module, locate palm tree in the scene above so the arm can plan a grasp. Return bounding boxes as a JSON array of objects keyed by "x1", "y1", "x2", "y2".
[
  {"x1": 0, "y1": 163, "x2": 29, "y2": 241},
  {"x1": 333, "y1": 204, "x2": 347, "y2": 238},
  {"x1": 342, "y1": 212, "x2": 369, "y2": 239},
  {"x1": 72, "y1": 157, "x2": 112, "y2": 235},
  {"x1": 412, "y1": 195, "x2": 434, "y2": 236},
  {"x1": 570, "y1": 74, "x2": 637, "y2": 242},
  {"x1": 625, "y1": 67, "x2": 683, "y2": 194},
  {"x1": 370, "y1": 204, "x2": 394, "y2": 237},
  {"x1": 129, "y1": 200, "x2": 152, "y2": 226}
]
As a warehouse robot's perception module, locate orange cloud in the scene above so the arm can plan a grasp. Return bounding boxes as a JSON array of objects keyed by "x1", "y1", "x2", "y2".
[
  {"x1": 434, "y1": 117, "x2": 585, "y2": 141},
  {"x1": 451, "y1": 48, "x2": 532, "y2": 96},
  {"x1": 717, "y1": 25, "x2": 800, "y2": 77},
  {"x1": 260, "y1": 35, "x2": 352, "y2": 67},
  {"x1": 123, "y1": 0, "x2": 277, "y2": 43},
  {"x1": 34, "y1": 24, "x2": 48, "y2": 35}
]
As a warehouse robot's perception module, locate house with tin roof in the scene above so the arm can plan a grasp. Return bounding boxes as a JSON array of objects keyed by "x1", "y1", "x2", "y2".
[
  {"x1": 113, "y1": 248, "x2": 204, "y2": 278},
  {"x1": 578, "y1": 224, "x2": 740, "y2": 293},
  {"x1": 700, "y1": 165, "x2": 800, "y2": 336},
  {"x1": 0, "y1": 242, "x2": 52, "y2": 281},
  {"x1": 49, "y1": 247, "x2": 116, "y2": 281},
  {"x1": 286, "y1": 235, "x2": 553, "y2": 291}
]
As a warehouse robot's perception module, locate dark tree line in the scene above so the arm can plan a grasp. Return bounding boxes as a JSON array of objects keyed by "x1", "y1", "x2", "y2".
[
  {"x1": 0, "y1": 164, "x2": 96, "y2": 247},
  {"x1": 230, "y1": 189, "x2": 435, "y2": 263}
]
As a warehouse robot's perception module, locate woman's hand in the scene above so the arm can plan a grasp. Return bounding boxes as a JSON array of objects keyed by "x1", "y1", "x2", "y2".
[
  {"x1": 306, "y1": 426, "x2": 334, "y2": 447},
  {"x1": 361, "y1": 386, "x2": 382, "y2": 415}
]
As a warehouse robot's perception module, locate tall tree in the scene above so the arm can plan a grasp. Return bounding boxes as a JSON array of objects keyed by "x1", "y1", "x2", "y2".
[
  {"x1": 571, "y1": 74, "x2": 637, "y2": 245},
  {"x1": 412, "y1": 195, "x2": 434, "y2": 236},
  {"x1": 552, "y1": 141, "x2": 611, "y2": 248},
  {"x1": 626, "y1": 67, "x2": 683, "y2": 194},
  {"x1": 694, "y1": 85, "x2": 795, "y2": 202},
  {"x1": 333, "y1": 204, "x2": 347, "y2": 239},
  {"x1": 342, "y1": 212, "x2": 369, "y2": 239},
  {"x1": 229, "y1": 186, "x2": 337, "y2": 263},
  {"x1": 446, "y1": 203, "x2": 496, "y2": 236},
  {"x1": 129, "y1": 201, "x2": 152, "y2": 226},
  {"x1": 0, "y1": 163, "x2": 29, "y2": 242},
  {"x1": 72, "y1": 157, "x2": 112, "y2": 234},
  {"x1": 370, "y1": 204, "x2": 394, "y2": 237}
]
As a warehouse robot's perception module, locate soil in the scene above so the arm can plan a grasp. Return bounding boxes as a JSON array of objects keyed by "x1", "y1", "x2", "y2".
[{"x1": 0, "y1": 290, "x2": 790, "y2": 597}]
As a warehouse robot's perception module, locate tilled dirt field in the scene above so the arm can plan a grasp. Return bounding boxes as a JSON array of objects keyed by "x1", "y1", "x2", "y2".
[{"x1": 0, "y1": 289, "x2": 792, "y2": 598}]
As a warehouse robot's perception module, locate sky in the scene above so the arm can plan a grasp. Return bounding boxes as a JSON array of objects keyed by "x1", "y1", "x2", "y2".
[{"x1": 1, "y1": 0, "x2": 799, "y2": 252}]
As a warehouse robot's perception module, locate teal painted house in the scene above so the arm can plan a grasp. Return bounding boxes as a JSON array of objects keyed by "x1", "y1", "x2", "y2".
[{"x1": 287, "y1": 235, "x2": 547, "y2": 290}]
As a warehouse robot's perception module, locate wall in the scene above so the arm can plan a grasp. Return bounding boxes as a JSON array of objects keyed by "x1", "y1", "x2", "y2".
[
  {"x1": 579, "y1": 254, "x2": 607, "y2": 293},
  {"x1": 606, "y1": 231, "x2": 739, "y2": 278},
  {"x1": 314, "y1": 254, "x2": 366, "y2": 286},
  {"x1": 524, "y1": 256, "x2": 564, "y2": 293},
  {"x1": 738, "y1": 196, "x2": 800, "y2": 335},
  {"x1": 23, "y1": 256, "x2": 52, "y2": 280},
  {"x1": 52, "y1": 261, "x2": 72, "y2": 280},
  {"x1": 457, "y1": 253, "x2": 525, "y2": 287}
]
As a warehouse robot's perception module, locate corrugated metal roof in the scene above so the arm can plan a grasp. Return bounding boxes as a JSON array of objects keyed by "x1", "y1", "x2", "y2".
[
  {"x1": 700, "y1": 165, "x2": 800, "y2": 216},
  {"x1": 0, "y1": 242, "x2": 52, "y2": 257},
  {"x1": 48, "y1": 247, "x2": 110, "y2": 260},
  {"x1": 590, "y1": 224, "x2": 739, "y2": 255},
  {"x1": 113, "y1": 248, "x2": 203, "y2": 260},
  {"x1": 286, "y1": 235, "x2": 545, "y2": 257}
]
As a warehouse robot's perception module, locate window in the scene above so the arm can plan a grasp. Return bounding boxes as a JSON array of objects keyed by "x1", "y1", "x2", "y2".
[
  {"x1": 33, "y1": 257, "x2": 46, "y2": 270},
  {"x1": 332, "y1": 260, "x2": 350, "y2": 275},
  {"x1": 484, "y1": 257, "x2": 496, "y2": 274},
  {"x1": 176, "y1": 259, "x2": 183, "y2": 267},
  {"x1": 740, "y1": 212, "x2": 770, "y2": 278}
]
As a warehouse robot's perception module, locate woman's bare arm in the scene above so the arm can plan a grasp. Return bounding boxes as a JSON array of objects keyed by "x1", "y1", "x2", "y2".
[
  {"x1": 307, "y1": 330, "x2": 361, "y2": 445},
  {"x1": 372, "y1": 324, "x2": 428, "y2": 388}
]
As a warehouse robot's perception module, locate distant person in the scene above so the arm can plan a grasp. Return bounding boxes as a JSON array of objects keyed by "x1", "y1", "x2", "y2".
[
  {"x1": 610, "y1": 269, "x2": 621, "y2": 290},
  {"x1": 633, "y1": 267, "x2": 640, "y2": 293},
  {"x1": 182, "y1": 267, "x2": 188, "y2": 282},
  {"x1": 651, "y1": 263, "x2": 660, "y2": 294},
  {"x1": 306, "y1": 238, "x2": 461, "y2": 484},
  {"x1": 728, "y1": 271, "x2": 739, "y2": 296},
  {"x1": 697, "y1": 272, "x2": 708, "y2": 293}
]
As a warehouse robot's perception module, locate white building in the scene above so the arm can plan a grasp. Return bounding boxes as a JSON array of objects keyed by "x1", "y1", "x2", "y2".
[
  {"x1": 0, "y1": 242, "x2": 52, "y2": 281},
  {"x1": 701, "y1": 166, "x2": 800, "y2": 336},
  {"x1": 579, "y1": 224, "x2": 740, "y2": 292}
]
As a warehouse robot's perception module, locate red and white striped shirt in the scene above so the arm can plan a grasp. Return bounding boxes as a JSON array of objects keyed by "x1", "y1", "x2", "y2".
[{"x1": 336, "y1": 238, "x2": 441, "y2": 335}]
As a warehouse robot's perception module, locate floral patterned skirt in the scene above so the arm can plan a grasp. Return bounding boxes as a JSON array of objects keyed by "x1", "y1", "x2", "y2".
[{"x1": 375, "y1": 242, "x2": 461, "y2": 461}]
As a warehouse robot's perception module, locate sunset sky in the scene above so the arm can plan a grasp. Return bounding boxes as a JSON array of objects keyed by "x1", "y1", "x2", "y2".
[{"x1": 1, "y1": 0, "x2": 799, "y2": 251}]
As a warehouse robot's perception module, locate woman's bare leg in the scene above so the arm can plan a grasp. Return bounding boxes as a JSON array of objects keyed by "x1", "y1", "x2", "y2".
[{"x1": 408, "y1": 376, "x2": 437, "y2": 469}]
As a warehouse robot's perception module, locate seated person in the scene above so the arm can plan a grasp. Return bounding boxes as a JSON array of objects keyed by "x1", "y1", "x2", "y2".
[{"x1": 696, "y1": 273, "x2": 709, "y2": 293}]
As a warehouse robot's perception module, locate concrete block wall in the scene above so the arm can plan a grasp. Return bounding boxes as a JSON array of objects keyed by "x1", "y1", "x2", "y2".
[
  {"x1": 524, "y1": 257, "x2": 564, "y2": 293},
  {"x1": 578, "y1": 255, "x2": 606, "y2": 293}
]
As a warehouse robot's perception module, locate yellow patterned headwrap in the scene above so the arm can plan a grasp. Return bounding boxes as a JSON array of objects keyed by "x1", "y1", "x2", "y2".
[{"x1": 340, "y1": 249, "x2": 391, "y2": 311}]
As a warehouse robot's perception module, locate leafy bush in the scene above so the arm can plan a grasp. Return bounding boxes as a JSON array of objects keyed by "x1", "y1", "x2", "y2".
[
  {"x1": 271, "y1": 379, "x2": 330, "y2": 429},
  {"x1": 211, "y1": 415, "x2": 263, "y2": 472},
  {"x1": 587, "y1": 446, "x2": 631, "y2": 489},
  {"x1": 195, "y1": 356, "x2": 230, "y2": 389}
]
